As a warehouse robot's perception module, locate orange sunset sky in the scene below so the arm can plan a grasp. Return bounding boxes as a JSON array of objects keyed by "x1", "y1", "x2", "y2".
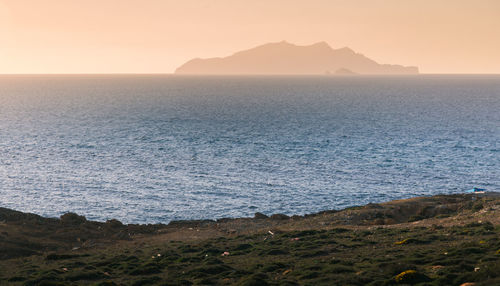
[{"x1": 0, "y1": 0, "x2": 499, "y2": 74}]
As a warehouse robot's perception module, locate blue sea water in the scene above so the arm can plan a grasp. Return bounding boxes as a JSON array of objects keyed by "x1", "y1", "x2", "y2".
[{"x1": 0, "y1": 75, "x2": 499, "y2": 223}]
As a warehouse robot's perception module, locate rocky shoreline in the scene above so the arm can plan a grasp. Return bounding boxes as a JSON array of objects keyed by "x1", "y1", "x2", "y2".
[{"x1": 1, "y1": 192, "x2": 500, "y2": 285}]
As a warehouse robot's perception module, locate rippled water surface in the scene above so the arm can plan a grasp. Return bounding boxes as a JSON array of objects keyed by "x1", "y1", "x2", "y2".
[{"x1": 0, "y1": 75, "x2": 499, "y2": 223}]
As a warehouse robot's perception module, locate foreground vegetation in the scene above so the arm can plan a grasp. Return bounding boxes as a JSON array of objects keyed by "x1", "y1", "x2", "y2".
[{"x1": 1, "y1": 193, "x2": 500, "y2": 285}]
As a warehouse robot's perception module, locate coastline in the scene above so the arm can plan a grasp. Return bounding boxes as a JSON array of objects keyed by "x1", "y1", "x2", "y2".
[{"x1": 1, "y1": 192, "x2": 500, "y2": 285}]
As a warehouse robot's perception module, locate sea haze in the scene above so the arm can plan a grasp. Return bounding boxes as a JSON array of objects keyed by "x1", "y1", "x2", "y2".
[{"x1": 0, "y1": 75, "x2": 498, "y2": 223}]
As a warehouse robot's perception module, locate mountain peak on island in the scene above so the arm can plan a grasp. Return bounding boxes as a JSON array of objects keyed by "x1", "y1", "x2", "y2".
[
  {"x1": 308, "y1": 41, "x2": 330, "y2": 47},
  {"x1": 175, "y1": 41, "x2": 418, "y2": 75}
]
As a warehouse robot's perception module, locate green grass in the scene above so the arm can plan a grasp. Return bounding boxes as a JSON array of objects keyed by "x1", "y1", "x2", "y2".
[
  {"x1": 1, "y1": 221, "x2": 500, "y2": 285},
  {"x1": 2, "y1": 194, "x2": 500, "y2": 285}
]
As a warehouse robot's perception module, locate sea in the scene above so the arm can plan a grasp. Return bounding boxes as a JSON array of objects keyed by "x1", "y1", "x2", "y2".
[{"x1": 0, "y1": 75, "x2": 498, "y2": 224}]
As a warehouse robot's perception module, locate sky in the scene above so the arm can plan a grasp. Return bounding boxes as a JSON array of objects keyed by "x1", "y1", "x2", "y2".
[{"x1": 0, "y1": 0, "x2": 499, "y2": 74}]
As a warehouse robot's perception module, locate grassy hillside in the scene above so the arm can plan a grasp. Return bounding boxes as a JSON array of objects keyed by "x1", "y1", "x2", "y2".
[{"x1": 1, "y1": 193, "x2": 500, "y2": 285}]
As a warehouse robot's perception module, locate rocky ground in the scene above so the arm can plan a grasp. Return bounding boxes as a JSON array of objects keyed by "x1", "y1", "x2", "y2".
[{"x1": 1, "y1": 192, "x2": 500, "y2": 285}]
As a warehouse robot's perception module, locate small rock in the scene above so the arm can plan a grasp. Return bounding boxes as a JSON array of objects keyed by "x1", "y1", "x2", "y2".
[
  {"x1": 105, "y1": 219, "x2": 123, "y2": 228},
  {"x1": 254, "y1": 212, "x2": 268, "y2": 219},
  {"x1": 430, "y1": 265, "x2": 444, "y2": 272},
  {"x1": 60, "y1": 213, "x2": 87, "y2": 225},
  {"x1": 270, "y1": 213, "x2": 289, "y2": 220}
]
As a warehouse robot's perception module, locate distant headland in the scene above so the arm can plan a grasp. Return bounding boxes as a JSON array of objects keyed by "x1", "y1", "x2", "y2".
[{"x1": 175, "y1": 41, "x2": 419, "y2": 75}]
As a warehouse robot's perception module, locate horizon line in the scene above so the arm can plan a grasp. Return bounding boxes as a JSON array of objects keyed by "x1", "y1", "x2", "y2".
[{"x1": 1, "y1": 73, "x2": 500, "y2": 76}]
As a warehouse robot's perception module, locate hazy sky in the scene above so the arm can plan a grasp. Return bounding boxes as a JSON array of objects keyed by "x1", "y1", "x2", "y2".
[{"x1": 1, "y1": 0, "x2": 499, "y2": 74}]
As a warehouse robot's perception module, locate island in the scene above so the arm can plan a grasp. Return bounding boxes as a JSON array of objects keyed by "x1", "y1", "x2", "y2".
[{"x1": 175, "y1": 41, "x2": 419, "y2": 75}]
